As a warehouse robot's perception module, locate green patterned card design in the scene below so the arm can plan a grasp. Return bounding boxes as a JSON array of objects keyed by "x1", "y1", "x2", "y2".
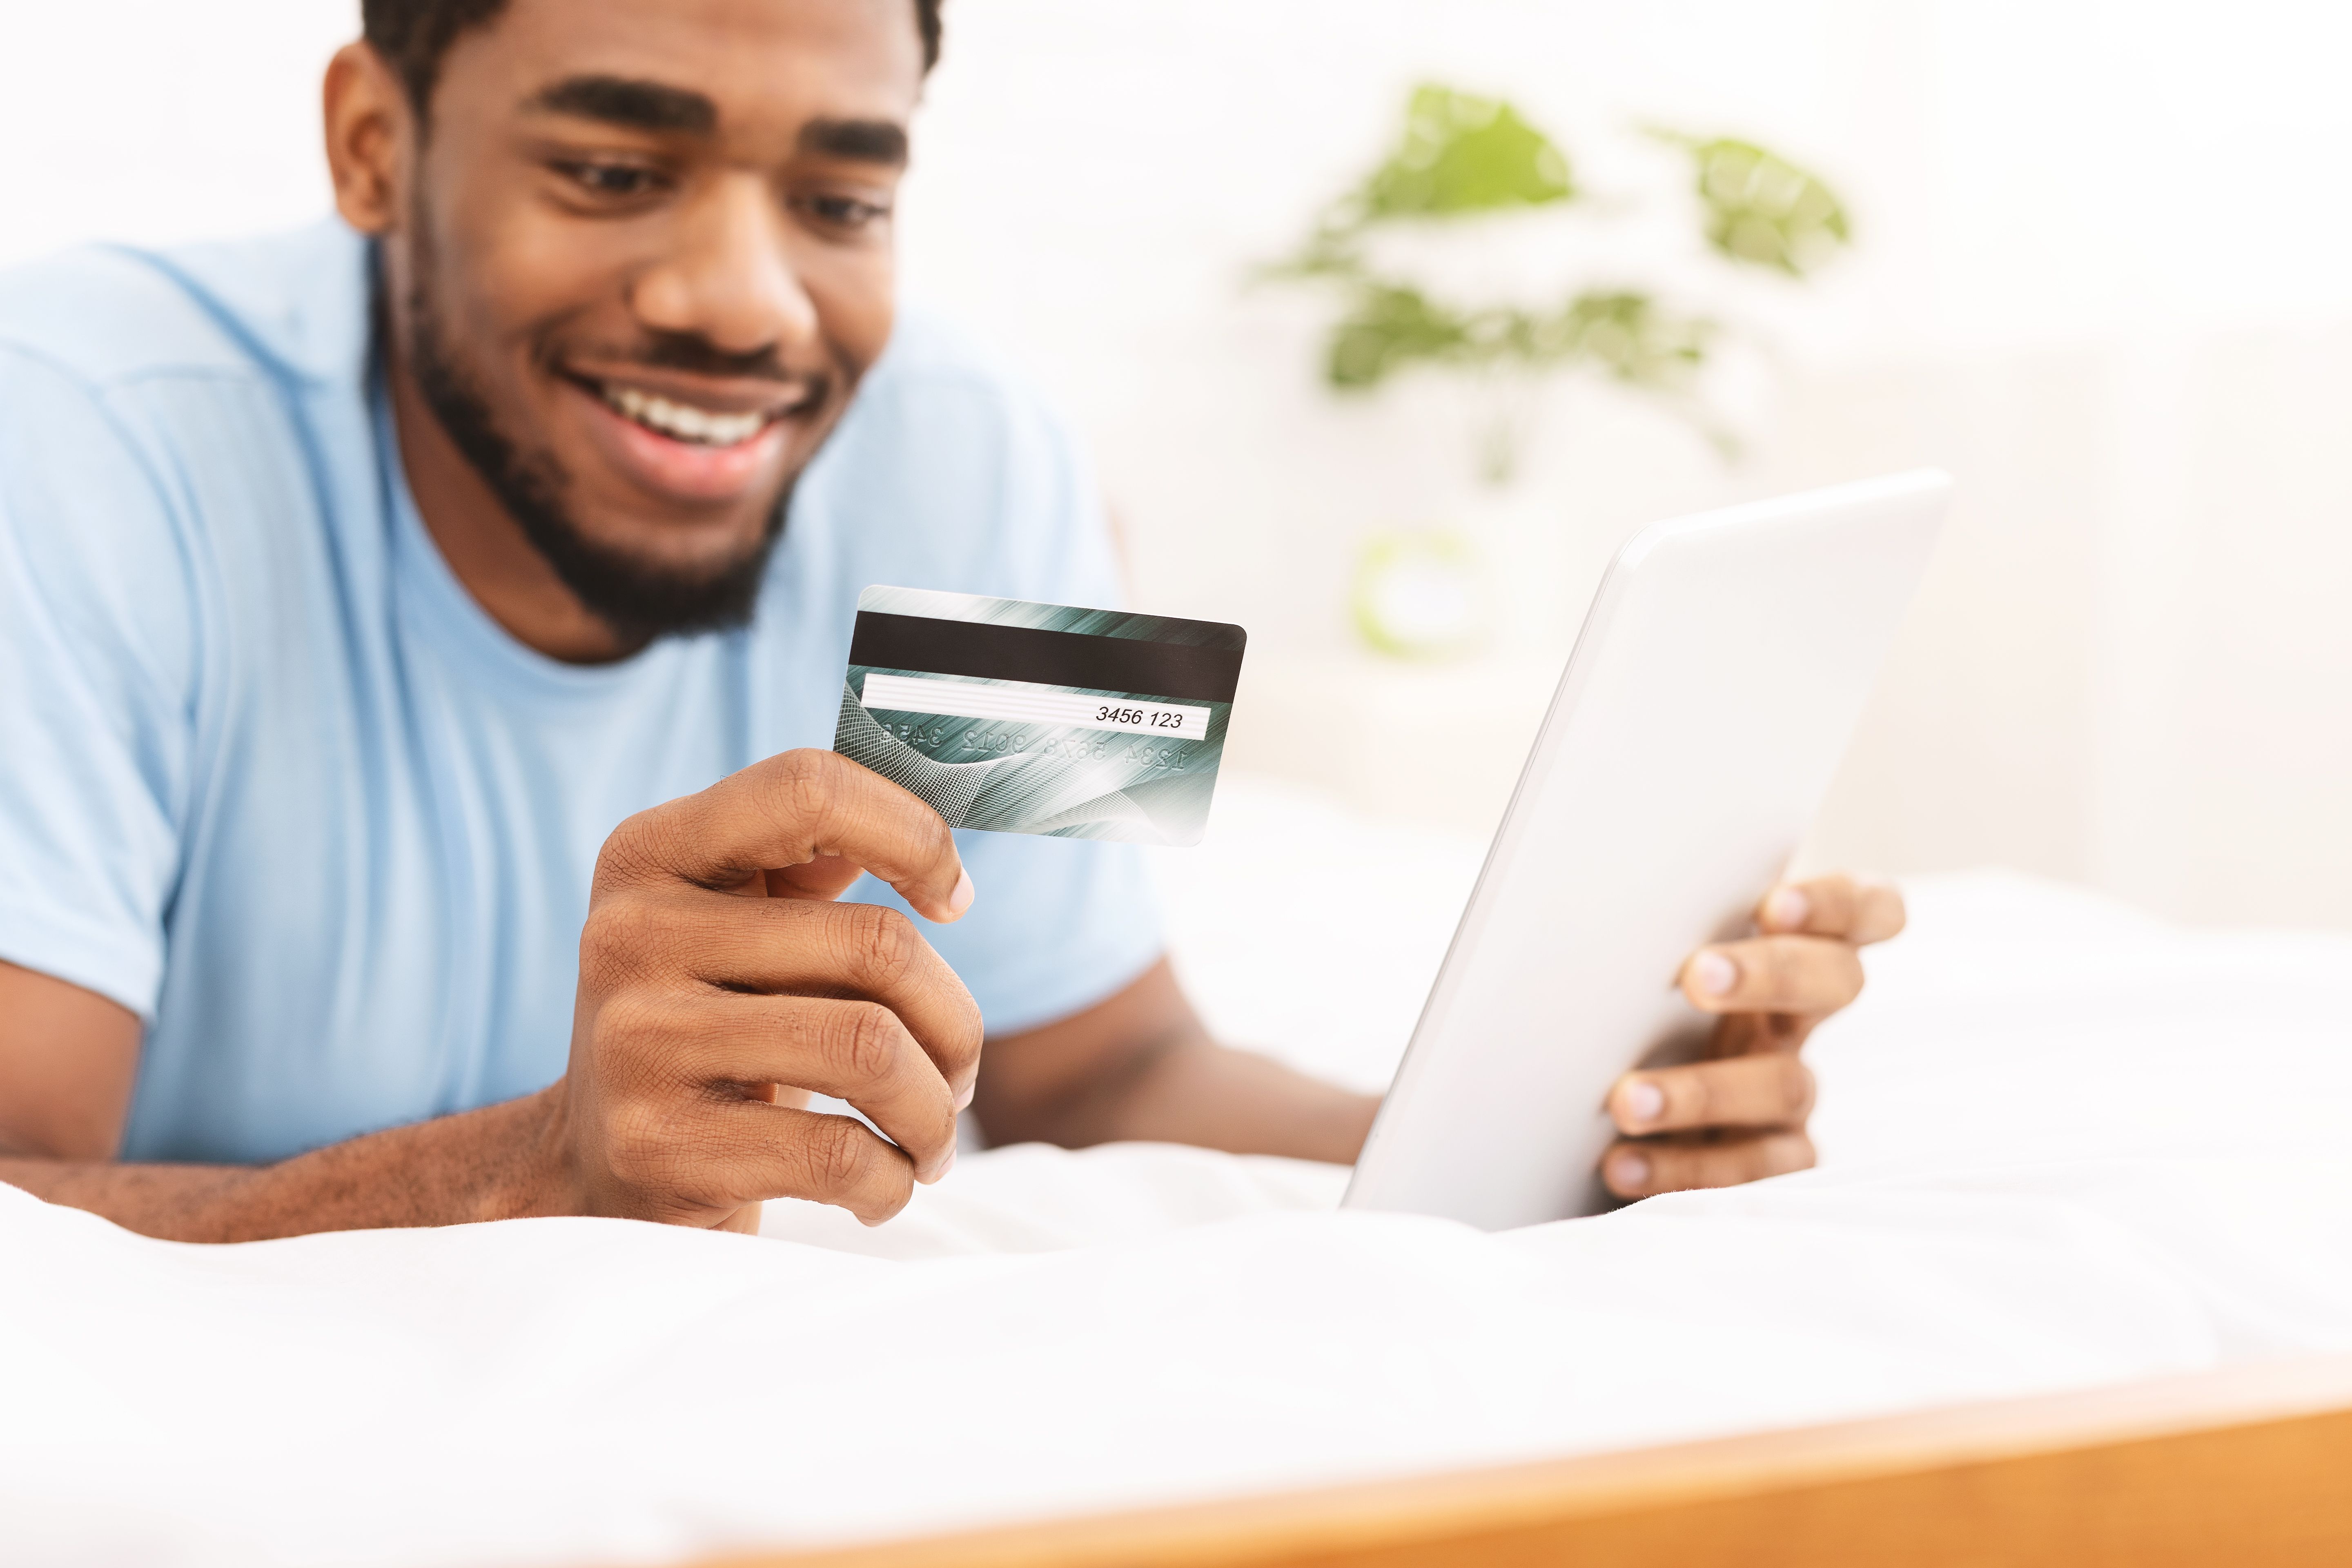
[{"x1": 833, "y1": 586, "x2": 1246, "y2": 847}]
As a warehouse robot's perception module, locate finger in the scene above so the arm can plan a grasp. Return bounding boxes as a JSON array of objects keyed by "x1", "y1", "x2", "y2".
[
  {"x1": 620, "y1": 993, "x2": 960, "y2": 1182},
  {"x1": 1679, "y1": 935, "x2": 1864, "y2": 1016},
  {"x1": 1708, "y1": 1009, "x2": 1818, "y2": 1058},
  {"x1": 1601, "y1": 1129, "x2": 1815, "y2": 1199},
  {"x1": 1608, "y1": 1053, "x2": 1815, "y2": 1136},
  {"x1": 606, "y1": 749, "x2": 975, "y2": 923},
  {"x1": 1756, "y1": 874, "x2": 1907, "y2": 945},
  {"x1": 712, "y1": 1102, "x2": 918, "y2": 1225},
  {"x1": 597, "y1": 893, "x2": 986, "y2": 1106},
  {"x1": 598, "y1": 1097, "x2": 918, "y2": 1226}
]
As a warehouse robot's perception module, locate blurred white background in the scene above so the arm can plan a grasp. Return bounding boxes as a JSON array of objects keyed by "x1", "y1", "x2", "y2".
[{"x1": 5, "y1": 0, "x2": 2349, "y2": 924}]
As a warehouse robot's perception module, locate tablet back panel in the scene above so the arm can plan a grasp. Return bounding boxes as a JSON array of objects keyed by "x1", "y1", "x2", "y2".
[{"x1": 1343, "y1": 471, "x2": 1951, "y2": 1230}]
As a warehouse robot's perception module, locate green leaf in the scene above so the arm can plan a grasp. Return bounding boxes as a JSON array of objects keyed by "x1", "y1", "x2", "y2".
[
  {"x1": 1653, "y1": 131, "x2": 1851, "y2": 276},
  {"x1": 1323, "y1": 282, "x2": 1473, "y2": 389},
  {"x1": 1550, "y1": 290, "x2": 1715, "y2": 388},
  {"x1": 1315, "y1": 280, "x2": 1719, "y2": 395},
  {"x1": 1353, "y1": 84, "x2": 1575, "y2": 221}
]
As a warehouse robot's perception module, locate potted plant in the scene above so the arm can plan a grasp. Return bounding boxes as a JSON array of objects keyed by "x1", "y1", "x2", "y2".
[{"x1": 1267, "y1": 84, "x2": 1852, "y2": 657}]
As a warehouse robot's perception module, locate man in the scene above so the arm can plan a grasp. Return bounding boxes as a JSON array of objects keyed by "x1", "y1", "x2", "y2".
[{"x1": 0, "y1": 0, "x2": 1902, "y2": 1241}]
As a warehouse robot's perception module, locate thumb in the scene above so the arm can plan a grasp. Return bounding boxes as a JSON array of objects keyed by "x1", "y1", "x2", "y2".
[
  {"x1": 765, "y1": 855, "x2": 978, "y2": 921},
  {"x1": 764, "y1": 855, "x2": 866, "y2": 902}
]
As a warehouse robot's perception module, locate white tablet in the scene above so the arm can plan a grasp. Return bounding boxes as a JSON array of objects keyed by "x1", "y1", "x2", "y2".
[{"x1": 1343, "y1": 470, "x2": 1952, "y2": 1230}]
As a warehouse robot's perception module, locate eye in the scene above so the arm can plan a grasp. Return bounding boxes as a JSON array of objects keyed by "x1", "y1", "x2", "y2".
[
  {"x1": 795, "y1": 192, "x2": 893, "y2": 232},
  {"x1": 552, "y1": 160, "x2": 669, "y2": 200}
]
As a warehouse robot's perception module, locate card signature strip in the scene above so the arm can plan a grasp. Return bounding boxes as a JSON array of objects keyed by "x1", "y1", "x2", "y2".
[{"x1": 858, "y1": 673, "x2": 1213, "y2": 739}]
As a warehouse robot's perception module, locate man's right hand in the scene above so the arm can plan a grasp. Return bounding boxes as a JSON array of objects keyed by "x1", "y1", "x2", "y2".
[
  {"x1": 0, "y1": 749, "x2": 979, "y2": 1243},
  {"x1": 541, "y1": 749, "x2": 981, "y2": 1233}
]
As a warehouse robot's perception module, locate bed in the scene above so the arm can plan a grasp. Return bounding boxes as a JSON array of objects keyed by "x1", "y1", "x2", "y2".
[
  {"x1": 4, "y1": 779, "x2": 2348, "y2": 1566},
  {"x1": 719, "y1": 1354, "x2": 2352, "y2": 1566}
]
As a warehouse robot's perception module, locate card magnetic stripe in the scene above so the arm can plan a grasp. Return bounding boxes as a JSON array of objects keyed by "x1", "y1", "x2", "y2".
[
  {"x1": 853, "y1": 585, "x2": 1247, "y2": 651},
  {"x1": 846, "y1": 612, "x2": 1243, "y2": 704}
]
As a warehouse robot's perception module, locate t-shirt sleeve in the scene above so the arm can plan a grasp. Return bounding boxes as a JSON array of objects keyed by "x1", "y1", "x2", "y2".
[
  {"x1": 836, "y1": 338, "x2": 1165, "y2": 1036},
  {"x1": 0, "y1": 347, "x2": 196, "y2": 1019}
]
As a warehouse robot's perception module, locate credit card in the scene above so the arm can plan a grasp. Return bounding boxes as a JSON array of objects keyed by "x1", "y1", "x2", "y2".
[{"x1": 833, "y1": 585, "x2": 1246, "y2": 846}]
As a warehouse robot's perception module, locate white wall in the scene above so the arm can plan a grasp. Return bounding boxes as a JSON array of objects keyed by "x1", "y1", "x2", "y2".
[{"x1": 7, "y1": 0, "x2": 2350, "y2": 924}]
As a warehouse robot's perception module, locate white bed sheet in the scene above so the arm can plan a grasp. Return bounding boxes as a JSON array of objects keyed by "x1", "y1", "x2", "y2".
[{"x1": 5, "y1": 779, "x2": 2350, "y2": 1567}]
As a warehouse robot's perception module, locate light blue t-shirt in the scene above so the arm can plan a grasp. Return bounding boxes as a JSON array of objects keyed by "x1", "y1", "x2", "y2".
[{"x1": 0, "y1": 219, "x2": 1163, "y2": 1166}]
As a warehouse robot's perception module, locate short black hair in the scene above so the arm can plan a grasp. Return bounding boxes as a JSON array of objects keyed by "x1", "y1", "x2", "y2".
[{"x1": 362, "y1": 0, "x2": 943, "y2": 118}]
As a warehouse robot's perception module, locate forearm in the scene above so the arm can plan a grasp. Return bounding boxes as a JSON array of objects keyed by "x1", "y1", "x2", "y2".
[
  {"x1": 1102, "y1": 1037, "x2": 1380, "y2": 1164},
  {"x1": 0, "y1": 1086, "x2": 568, "y2": 1242},
  {"x1": 989, "y1": 1028, "x2": 1380, "y2": 1165}
]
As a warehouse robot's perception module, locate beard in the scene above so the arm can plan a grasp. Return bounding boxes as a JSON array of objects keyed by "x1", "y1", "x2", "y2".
[{"x1": 398, "y1": 228, "x2": 790, "y2": 648}]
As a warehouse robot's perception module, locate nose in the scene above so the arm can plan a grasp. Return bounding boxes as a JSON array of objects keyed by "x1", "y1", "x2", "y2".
[{"x1": 628, "y1": 174, "x2": 816, "y2": 357}]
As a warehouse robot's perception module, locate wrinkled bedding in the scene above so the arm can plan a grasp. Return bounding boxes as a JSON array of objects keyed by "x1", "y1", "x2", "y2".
[{"x1": 5, "y1": 782, "x2": 2349, "y2": 1567}]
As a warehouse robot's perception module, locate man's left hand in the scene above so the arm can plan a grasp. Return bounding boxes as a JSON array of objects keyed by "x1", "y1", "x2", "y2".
[{"x1": 1600, "y1": 873, "x2": 1906, "y2": 1200}]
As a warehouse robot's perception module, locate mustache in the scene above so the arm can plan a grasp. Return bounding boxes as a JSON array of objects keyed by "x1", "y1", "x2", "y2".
[{"x1": 561, "y1": 331, "x2": 830, "y2": 388}]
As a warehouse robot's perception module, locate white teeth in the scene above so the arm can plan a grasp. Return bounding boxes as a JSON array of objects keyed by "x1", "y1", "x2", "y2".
[{"x1": 602, "y1": 385, "x2": 768, "y2": 447}]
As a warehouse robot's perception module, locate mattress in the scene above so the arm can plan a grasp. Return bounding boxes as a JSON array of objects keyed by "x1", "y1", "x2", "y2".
[{"x1": 5, "y1": 780, "x2": 2348, "y2": 1566}]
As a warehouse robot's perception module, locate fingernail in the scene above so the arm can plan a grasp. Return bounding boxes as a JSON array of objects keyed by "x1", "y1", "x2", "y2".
[
  {"x1": 1609, "y1": 1151, "x2": 1650, "y2": 1192},
  {"x1": 1764, "y1": 886, "x2": 1810, "y2": 930},
  {"x1": 937, "y1": 1146, "x2": 956, "y2": 1180},
  {"x1": 947, "y1": 870, "x2": 975, "y2": 918},
  {"x1": 1690, "y1": 949, "x2": 1738, "y2": 997},
  {"x1": 1620, "y1": 1079, "x2": 1665, "y2": 1126},
  {"x1": 953, "y1": 1082, "x2": 974, "y2": 1113}
]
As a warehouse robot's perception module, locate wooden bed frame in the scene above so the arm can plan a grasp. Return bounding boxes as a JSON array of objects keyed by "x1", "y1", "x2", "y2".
[{"x1": 702, "y1": 1352, "x2": 2352, "y2": 1568}]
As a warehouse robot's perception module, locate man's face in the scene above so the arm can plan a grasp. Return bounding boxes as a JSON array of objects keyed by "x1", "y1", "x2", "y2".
[{"x1": 383, "y1": 0, "x2": 924, "y2": 639}]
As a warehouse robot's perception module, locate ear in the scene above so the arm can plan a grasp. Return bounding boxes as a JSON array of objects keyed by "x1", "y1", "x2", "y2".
[{"x1": 322, "y1": 41, "x2": 414, "y2": 236}]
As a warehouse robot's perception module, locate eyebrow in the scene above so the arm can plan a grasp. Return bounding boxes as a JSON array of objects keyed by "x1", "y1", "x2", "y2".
[
  {"x1": 521, "y1": 80, "x2": 907, "y2": 167},
  {"x1": 799, "y1": 118, "x2": 909, "y2": 166},
  {"x1": 525, "y1": 75, "x2": 717, "y2": 135}
]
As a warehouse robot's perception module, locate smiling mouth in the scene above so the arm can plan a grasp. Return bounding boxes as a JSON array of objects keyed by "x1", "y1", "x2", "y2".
[{"x1": 595, "y1": 383, "x2": 780, "y2": 448}]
